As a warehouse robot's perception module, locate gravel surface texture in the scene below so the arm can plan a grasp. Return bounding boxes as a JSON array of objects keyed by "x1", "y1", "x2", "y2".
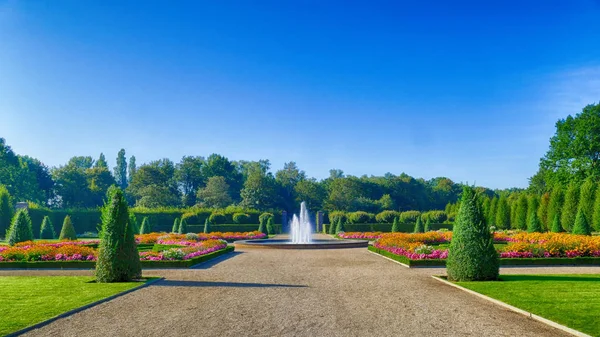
[{"x1": 5, "y1": 234, "x2": 598, "y2": 337}]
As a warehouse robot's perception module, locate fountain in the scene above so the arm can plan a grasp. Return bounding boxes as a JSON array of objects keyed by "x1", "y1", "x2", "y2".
[{"x1": 234, "y1": 202, "x2": 368, "y2": 249}]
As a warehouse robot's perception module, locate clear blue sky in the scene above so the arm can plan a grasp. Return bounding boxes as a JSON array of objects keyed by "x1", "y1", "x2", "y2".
[{"x1": 1, "y1": 0, "x2": 599, "y2": 189}]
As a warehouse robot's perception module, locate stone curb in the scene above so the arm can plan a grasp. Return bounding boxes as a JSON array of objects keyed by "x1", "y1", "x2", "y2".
[
  {"x1": 431, "y1": 276, "x2": 592, "y2": 337},
  {"x1": 367, "y1": 250, "x2": 411, "y2": 268},
  {"x1": 7, "y1": 277, "x2": 165, "y2": 337}
]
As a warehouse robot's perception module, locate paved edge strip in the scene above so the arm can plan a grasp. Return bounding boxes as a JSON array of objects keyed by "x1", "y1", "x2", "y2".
[
  {"x1": 367, "y1": 250, "x2": 411, "y2": 268},
  {"x1": 430, "y1": 276, "x2": 592, "y2": 337},
  {"x1": 6, "y1": 277, "x2": 165, "y2": 337}
]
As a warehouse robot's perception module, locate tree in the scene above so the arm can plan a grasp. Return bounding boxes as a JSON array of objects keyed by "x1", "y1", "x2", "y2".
[
  {"x1": 172, "y1": 218, "x2": 180, "y2": 233},
  {"x1": 203, "y1": 218, "x2": 211, "y2": 234},
  {"x1": 176, "y1": 156, "x2": 205, "y2": 207},
  {"x1": 128, "y1": 156, "x2": 136, "y2": 184},
  {"x1": 196, "y1": 176, "x2": 232, "y2": 208},
  {"x1": 114, "y1": 149, "x2": 128, "y2": 189},
  {"x1": 275, "y1": 161, "x2": 306, "y2": 211},
  {"x1": 526, "y1": 197, "x2": 543, "y2": 233},
  {"x1": 488, "y1": 196, "x2": 498, "y2": 226},
  {"x1": 240, "y1": 161, "x2": 279, "y2": 210},
  {"x1": 547, "y1": 187, "x2": 564, "y2": 229},
  {"x1": 537, "y1": 192, "x2": 550, "y2": 230},
  {"x1": 127, "y1": 159, "x2": 180, "y2": 207},
  {"x1": 391, "y1": 217, "x2": 400, "y2": 233},
  {"x1": 424, "y1": 218, "x2": 431, "y2": 232},
  {"x1": 328, "y1": 219, "x2": 336, "y2": 235},
  {"x1": 129, "y1": 212, "x2": 139, "y2": 235},
  {"x1": 59, "y1": 215, "x2": 77, "y2": 240},
  {"x1": 7, "y1": 209, "x2": 34, "y2": 245},
  {"x1": 413, "y1": 217, "x2": 424, "y2": 233},
  {"x1": 446, "y1": 187, "x2": 499, "y2": 281},
  {"x1": 593, "y1": 185, "x2": 600, "y2": 231},
  {"x1": 203, "y1": 154, "x2": 243, "y2": 201},
  {"x1": 96, "y1": 186, "x2": 141, "y2": 283},
  {"x1": 325, "y1": 177, "x2": 362, "y2": 211},
  {"x1": 335, "y1": 218, "x2": 345, "y2": 234},
  {"x1": 0, "y1": 185, "x2": 13, "y2": 238},
  {"x1": 178, "y1": 218, "x2": 187, "y2": 234},
  {"x1": 258, "y1": 218, "x2": 268, "y2": 236},
  {"x1": 561, "y1": 183, "x2": 580, "y2": 232},
  {"x1": 139, "y1": 217, "x2": 150, "y2": 234},
  {"x1": 266, "y1": 217, "x2": 275, "y2": 235},
  {"x1": 294, "y1": 179, "x2": 327, "y2": 212},
  {"x1": 578, "y1": 178, "x2": 596, "y2": 225},
  {"x1": 572, "y1": 208, "x2": 592, "y2": 235},
  {"x1": 550, "y1": 214, "x2": 562, "y2": 233},
  {"x1": 495, "y1": 195, "x2": 510, "y2": 229},
  {"x1": 515, "y1": 194, "x2": 528, "y2": 230},
  {"x1": 95, "y1": 153, "x2": 108, "y2": 169},
  {"x1": 40, "y1": 216, "x2": 56, "y2": 239}
]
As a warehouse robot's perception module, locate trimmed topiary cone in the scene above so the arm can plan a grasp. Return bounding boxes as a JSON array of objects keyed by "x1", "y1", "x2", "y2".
[
  {"x1": 572, "y1": 208, "x2": 592, "y2": 236},
  {"x1": 59, "y1": 215, "x2": 77, "y2": 240},
  {"x1": 129, "y1": 213, "x2": 139, "y2": 235},
  {"x1": 550, "y1": 214, "x2": 562, "y2": 233},
  {"x1": 413, "y1": 217, "x2": 424, "y2": 233},
  {"x1": 203, "y1": 218, "x2": 211, "y2": 234},
  {"x1": 447, "y1": 186, "x2": 499, "y2": 282},
  {"x1": 96, "y1": 186, "x2": 141, "y2": 283},
  {"x1": 266, "y1": 218, "x2": 274, "y2": 235},
  {"x1": 335, "y1": 218, "x2": 345, "y2": 234},
  {"x1": 40, "y1": 215, "x2": 56, "y2": 239},
  {"x1": 139, "y1": 217, "x2": 150, "y2": 234},
  {"x1": 391, "y1": 217, "x2": 399, "y2": 233},
  {"x1": 424, "y1": 218, "x2": 431, "y2": 232},
  {"x1": 178, "y1": 218, "x2": 187, "y2": 234},
  {"x1": 328, "y1": 220, "x2": 335, "y2": 235},
  {"x1": 7, "y1": 209, "x2": 34, "y2": 246},
  {"x1": 172, "y1": 218, "x2": 180, "y2": 233}
]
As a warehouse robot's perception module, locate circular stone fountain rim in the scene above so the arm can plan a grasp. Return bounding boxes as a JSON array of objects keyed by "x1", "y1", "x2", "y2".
[{"x1": 233, "y1": 239, "x2": 369, "y2": 249}]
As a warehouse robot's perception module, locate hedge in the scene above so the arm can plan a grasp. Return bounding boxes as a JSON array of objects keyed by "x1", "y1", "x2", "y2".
[
  {"x1": 324, "y1": 223, "x2": 453, "y2": 233},
  {"x1": 0, "y1": 246, "x2": 235, "y2": 269},
  {"x1": 185, "y1": 224, "x2": 282, "y2": 233}
]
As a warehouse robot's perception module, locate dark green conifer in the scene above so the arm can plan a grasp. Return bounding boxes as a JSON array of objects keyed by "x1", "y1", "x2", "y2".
[
  {"x1": 550, "y1": 214, "x2": 562, "y2": 233},
  {"x1": 572, "y1": 208, "x2": 592, "y2": 236},
  {"x1": 266, "y1": 217, "x2": 274, "y2": 235},
  {"x1": 413, "y1": 217, "x2": 424, "y2": 233},
  {"x1": 335, "y1": 218, "x2": 345, "y2": 234},
  {"x1": 178, "y1": 218, "x2": 187, "y2": 234},
  {"x1": 59, "y1": 215, "x2": 77, "y2": 240},
  {"x1": 391, "y1": 217, "x2": 400, "y2": 233},
  {"x1": 0, "y1": 185, "x2": 13, "y2": 239},
  {"x1": 40, "y1": 216, "x2": 56, "y2": 239},
  {"x1": 139, "y1": 217, "x2": 150, "y2": 234},
  {"x1": 172, "y1": 218, "x2": 180, "y2": 233},
  {"x1": 203, "y1": 218, "x2": 211, "y2": 234},
  {"x1": 7, "y1": 209, "x2": 34, "y2": 245},
  {"x1": 424, "y1": 218, "x2": 431, "y2": 232}
]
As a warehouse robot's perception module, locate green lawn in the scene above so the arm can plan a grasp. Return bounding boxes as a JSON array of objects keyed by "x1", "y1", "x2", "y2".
[
  {"x1": 0, "y1": 276, "x2": 146, "y2": 335},
  {"x1": 457, "y1": 274, "x2": 600, "y2": 336}
]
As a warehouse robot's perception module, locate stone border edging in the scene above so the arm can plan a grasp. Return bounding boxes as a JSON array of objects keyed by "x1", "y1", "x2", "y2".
[
  {"x1": 6, "y1": 277, "x2": 165, "y2": 337},
  {"x1": 431, "y1": 276, "x2": 592, "y2": 337},
  {"x1": 368, "y1": 250, "x2": 410, "y2": 268}
]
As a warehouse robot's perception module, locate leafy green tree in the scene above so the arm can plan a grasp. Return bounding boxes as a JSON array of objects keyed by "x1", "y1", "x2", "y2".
[
  {"x1": 176, "y1": 156, "x2": 205, "y2": 207},
  {"x1": 7, "y1": 209, "x2": 34, "y2": 245},
  {"x1": 324, "y1": 177, "x2": 362, "y2": 211},
  {"x1": 203, "y1": 154, "x2": 243, "y2": 201},
  {"x1": 537, "y1": 192, "x2": 550, "y2": 230},
  {"x1": 578, "y1": 178, "x2": 596, "y2": 225},
  {"x1": 139, "y1": 217, "x2": 150, "y2": 234},
  {"x1": 572, "y1": 208, "x2": 592, "y2": 235},
  {"x1": 40, "y1": 216, "x2": 56, "y2": 239},
  {"x1": 488, "y1": 196, "x2": 498, "y2": 226},
  {"x1": 59, "y1": 215, "x2": 77, "y2": 240},
  {"x1": 561, "y1": 183, "x2": 580, "y2": 232},
  {"x1": 196, "y1": 176, "x2": 232, "y2": 208},
  {"x1": 0, "y1": 185, "x2": 13, "y2": 238},
  {"x1": 114, "y1": 149, "x2": 128, "y2": 189},
  {"x1": 391, "y1": 217, "x2": 400, "y2": 233},
  {"x1": 547, "y1": 187, "x2": 564, "y2": 229},
  {"x1": 526, "y1": 197, "x2": 543, "y2": 233},
  {"x1": 203, "y1": 218, "x2": 211, "y2": 234},
  {"x1": 266, "y1": 217, "x2": 275, "y2": 235},
  {"x1": 172, "y1": 218, "x2": 180, "y2": 233},
  {"x1": 275, "y1": 161, "x2": 306, "y2": 212},
  {"x1": 178, "y1": 218, "x2": 187, "y2": 234},
  {"x1": 446, "y1": 187, "x2": 499, "y2": 281},
  {"x1": 550, "y1": 214, "x2": 562, "y2": 233},
  {"x1": 413, "y1": 217, "x2": 424, "y2": 233},
  {"x1": 294, "y1": 179, "x2": 326, "y2": 212},
  {"x1": 515, "y1": 194, "x2": 528, "y2": 230},
  {"x1": 95, "y1": 153, "x2": 108, "y2": 169},
  {"x1": 127, "y1": 159, "x2": 180, "y2": 208},
  {"x1": 335, "y1": 218, "x2": 345, "y2": 234},
  {"x1": 240, "y1": 161, "x2": 279, "y2": 210},
  {"x1": 495, "y1": 195, "x2": 510, "y2": 229},
  {"x1": 96, "y1": 186, "x2": 141, "y2": 283}
]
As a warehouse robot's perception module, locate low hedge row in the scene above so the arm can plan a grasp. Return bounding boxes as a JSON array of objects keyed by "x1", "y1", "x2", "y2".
[
  {"x1": 186, "y1": 224, "x2": 282, "y2": 233},
  {"x1": 0, "y1": 246, "x2": 235, "y2": 269},
  {"x1": 368, "y1": 246, "x2": 600, "y2": 268},
  {"x1": 325, "y1": 223, "x2": 453, "y2": 233}
]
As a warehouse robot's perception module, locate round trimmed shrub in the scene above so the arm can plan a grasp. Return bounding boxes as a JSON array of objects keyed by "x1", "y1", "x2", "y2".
[
  {"x1": 399, "y1": 211, "x2": 421, "y2": 224},
  {"x1": 233, "y1": 213, "x2": 250, "y2": 224},
  {"x1": 40, "y1": 216, "x2": 56, "y2": 239},
  {"x1": 7, "y1": 209, "x2": 34, "y2": 245},
  {"x1": 347, "y1": 211, "x2": 374, "y2": 224},
  {"x1": 376, "y1": 210, "x2": 401, "y2": 223},
  {"x1": 447, "y1": 186, "x2": 499, "y2": 282},
  {"x1": 328, "y1": 211, "x2": 346, "y2": 225},
  {"x1": 59, "y1": 215, "x2": 77, "y2": 240},
  {"x1": 209, "y1": 212, "x2": 226, "y2": 225}
]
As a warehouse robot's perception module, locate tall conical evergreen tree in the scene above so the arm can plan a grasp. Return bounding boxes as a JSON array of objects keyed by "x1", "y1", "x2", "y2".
[
  {"x1": 488, "y1": 196, "x2": 498, "y2": 226},
  {"x1": 447, "y1": 186, "x2": 499, "y2": 281},
  {"x1": 550, "y1": 214, "x2": 562, "y2": 233},
  {"x1": 114, "y1": 149, "x2": 128, "y2": 189},
  {"x1": 328, "y1": 219, "x2": 335, "y2": 234},
  {"x1": 391, "y1": 217, "x2": 400, "y2": 233},
  {"x1": 0, "y1": 185, "x2": 13, "y2": 239},
  {"x1": 40, "y1": 216, "x2": 56, "y2": 239},
  {"x1": 7, "y1": 209, "x2": 34, "y2": 245},
  {"x1": 128, "y1": 156, "x2": 137, "y2": 184},
  {"x1": 59, "y1": 215, "x2": 77, "y2": 240},
  {"x1": 424, "y1": 218, "x2": 431, "y2": 232},
  {"x1": 537, "y1": 192, "x2": 550, "y2": 230},
  {"x1": 561, "y1": 183, "x2": 580, "y2": 232},
  {"x1": 593, "y1": 184, "x2": 600, "y2": 231},
  {"x1": 481, "y1": 197, "x2": 491, "y2": 224},
  {"x1": 572, "y1": 207, "x2": 592, "y2": 236},
  {"x1": 178, "y1": 218, "x2": 187, "y2": 234},
  {"x1": 547, "y1": 187, "x2": 564, "y2": 230},
  {"x1": 495, "y1": 195, "x2": 510, "y2": 229},
  {"x1": 96, "y1": 186, "x2": 141, "y2": 283},
  {"x1": 335, "y1": 218, "x2": 345, "y2": 234},
  {"x1": 527, "y1": 197, "x2": 543, "y2": 233},
  {"x1": 172, "y1": 218, "x2": 180, "y2": 233},
  {"x1": 413, "y1": 216, "x2": 424, "y2": 233},
  {"x1": 515, "y1": 194, "x2": 528, "y2": 230},
  {"x1": 129, "y1": 213, "x2": 139, "y2": 235},
  {"x1": 139, "y1": 217, "x2": 150, "y2": 234},
  {"x1": 203, "y1": 218, "x2": 211, "y2": 234},
  {"x1": 578, "y1": 178, "x2": 596, "y2": 225}
]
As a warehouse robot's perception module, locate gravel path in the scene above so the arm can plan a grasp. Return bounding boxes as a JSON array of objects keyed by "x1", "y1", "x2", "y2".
[{"x1": 9, "y1": 235, "x2": 599, "y2": 337}]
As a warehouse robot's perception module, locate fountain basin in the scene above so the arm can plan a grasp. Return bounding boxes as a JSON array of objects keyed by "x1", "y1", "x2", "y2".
[{"x1": 233, "y1": 239, "x2": 369, "y2": 249}]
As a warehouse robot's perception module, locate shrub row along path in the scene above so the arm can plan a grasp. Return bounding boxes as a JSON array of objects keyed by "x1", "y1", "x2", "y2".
[{"x1": 5, "y1": 234, "x2": 600, "y2": 337}]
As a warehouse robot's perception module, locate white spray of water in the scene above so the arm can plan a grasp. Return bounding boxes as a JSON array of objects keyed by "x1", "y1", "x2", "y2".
[{"x1": 290, "y1": 201, "x2": 312, "y2": 244}]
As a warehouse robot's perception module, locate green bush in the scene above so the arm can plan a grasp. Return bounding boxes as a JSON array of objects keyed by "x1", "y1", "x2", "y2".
[
  {"x1": 335, "y1": 218, "x2": 345, "y2": 234},
  {"x1": 328, "y1": 211, "x2": 346, "y2": 225},
  {"x1": 39, "y1": 216, "x2": 56, "y2": 239},
  {"x1": 258, "y1": 218, "x2": 268, "y2": 236},
  {"x1": 391, "y1": 217, "x2": 400, "y2": 233},
  {"x1": 233, "y1": 213, "x2": 250, "y2": 224},
  {"x1": 0, "y1": 185, "x2": 13, "y2": 239},
  {"x1": 527, "y1": 198, "x2": 543, "y2": 233},
  {"x1": 399, "y1": 211, "x2": 421, "y2": 223},
  {"x1": 178, "y1": 218, "x2": 188, "y2": 234},
  {"x1": 266, "y1": 217, "x2": 275, "y2": 235},
  {"x1": 7, "y1": 209, "x2": 34, "y2": 245},
  {"x1": 209, "y1": 212, "x2": 227, "y2": 224},
  {"x1": 96, "y1": 186, "x2": 141, "y2": 283},
  {"x1": 59, "y1": 215, "x2": 77, "y2": 240},
  {"x1": 572, "y1": 208, "x2": 591, "y2": 235},
  {"x1": 550, "y1": 214, "x2": 562, "y2": 233},
  {"x1": 203, "y1": 218, "x2": 211, "y2": 234},
  {"x1": 422, "y1": 210, "x2": 448, "y2": 223},
  {"x1": 376, "y1": 210, "x2": 401, "y2": 224},
  {"x1": 347, "y1": 211, "x2": 375, "y2": 224},
  {"x1": 129, "y1": 212, "x2": 139, "y2": 236},
  {"x1": 424, "y1": 218, "x2": 431, "y2": 232},
  {"x1": 446, "y1": 186, "x2": 499, "y2": 281},
  {"x1": 413, "y1": 217, "x2": 424, "y2": 233},
  {"x1": 328, "y1": 218, "x2": 336, "y2": 234},
  {"x1": 139, "y1": 217, "x2": 150, "y2": 234},
  {"x1": 172, "y1": 218, "x2": 180, "y2": 233}
]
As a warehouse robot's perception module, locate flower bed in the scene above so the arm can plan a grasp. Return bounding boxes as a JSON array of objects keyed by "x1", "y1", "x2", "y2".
[
  {"x1": 0, "y1": 241, "x2": 96, "y2": 262},
  {"x1": 139, "y1": 239, "x2": 227, "y2": 261},
  {"x1": 337, "y1": 232, "x2": 383, "y2": 240},
  {"x1": 136, "y1": 231, "x2": 266, "y2": 244}
]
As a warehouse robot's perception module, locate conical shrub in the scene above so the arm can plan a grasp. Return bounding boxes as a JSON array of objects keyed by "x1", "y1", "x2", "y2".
[
  {"x1": 424, "y1": 218, "x2": 431, "y2": 232},
  {"x1": 129, "y1": 213, "x2": 139, "y2": 235},
  {"x1": 0, "y1": 185, "x2": 13, "y2": 239},
  {"x1": 203, "y1": 218, "x2": 211, "y2": 234},
  {"x1": 258, "y1": 220, "x2": 266, "y2": 235},
  {"x1": 413, "y1": 217, "x2": 424, "y2": 233},
  {"x1": 40, "y1": 216, "x2": 56, "y2": 239},
  {"x1": 572, "y1": 208, "x2": 592, "y2": 236},
  {"x1": 335, "y1": 218, "x2": 345, "y2": 234},
  {"x1": 327, "y1": 220, "x2": 335, "y2": 235},
  {"x1": 527, "y1": 208, "x2": 543, "y2": 233},
  {"x1": 172, "y1": 218, "x2": 180, "y2": 233},
  {"x1": 447, "y1": 186, "x2": 499, "y2": 281},
  {"x1": 550, "y1": 214, "x2": 562, "y2": 233},
  {"x1": 178, "y1": 218, "x2": 187, "y2": 234},
  {"x1": 139, "y1": 217, "x2": 150, "y2": 234},
  {"x1": 7, "y1": 209, "x2": 34, "y2": 245},
  {"x1": 96, "y1": 186, "x2": 141, "y2": 283},
  {"x1": 59, "y1": 215, "x2": 77, "y2": 240},
  {"x1": 266, "y1": 217, "x2": 274, "y2": 235},
  {"x1": 391, "y1": 217, "x2": 399, "y2": 233},
  {"x1": 259, "y1": 218, "x2": 269, "y2": 236}
]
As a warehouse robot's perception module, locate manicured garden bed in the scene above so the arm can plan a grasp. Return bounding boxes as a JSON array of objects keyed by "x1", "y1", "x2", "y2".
[
  {"x1": 455, "y1": 274, "x2": 600, "y2": 337},
  {"x1": 0, "y1": 276, "x2": 152, "y2": 336}
]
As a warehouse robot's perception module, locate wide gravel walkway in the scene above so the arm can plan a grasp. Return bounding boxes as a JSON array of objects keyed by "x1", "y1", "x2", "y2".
[{"x1": 8, "y1": 234, "x2": 600, "y2": 337}]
